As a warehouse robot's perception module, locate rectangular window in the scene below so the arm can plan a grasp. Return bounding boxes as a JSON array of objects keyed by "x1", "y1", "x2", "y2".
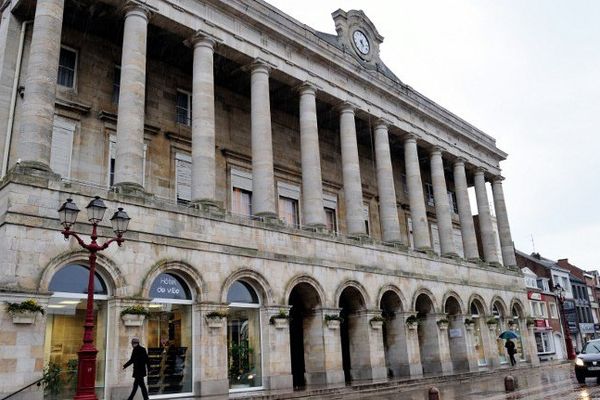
[
  {"x1": 363, "y1": 203, "x2": 370, "y2": 236},
  {"x1": 50, "y1": 116, "x2": 75, "y2": 179},
  {"x1": 407, "y1": 216, "x2": 414, "y2": 249},
  {"x1": 57, "y1": 46, "x2": 77, "y2": 88},
  {"x1": 278, "y1": 196, "x2": 299, "y2": 227},
  {"x1": 425, "y1": 183, "x2": 435, "y2": 206},
  {"x1": 430, "y1": 223, "x2": 441, "y2": 255},
  {"x1": 176, "y1": 90, "x2": 192, "y2": 126},
  {"x1": 176, "y1": 153, "x2": 192, "y2": 204},
  {"x1": 535, "y1": 332, "x2": 553, "y2": 354},
  {"x1": 401, "y1": 174, "x2": 408, "y2": 195},
  {"x1": 453, "y1": 228, "x2": 464, "y2": 258},
  {"x1": 448, "y1": 190, "x2": 458, "y2": 214},
  {"x1": 549, "y1": 303, "x2": 558, "y2": 319},
  {"x1": 325, "y1": 207, "x2": 337, "y2": 233},
  {"x1": 231, "y1": 168, "x2": 253, "y2": 216},
  {"x1": 112, "y1": 66, "x2": 121, "y2": 104}
]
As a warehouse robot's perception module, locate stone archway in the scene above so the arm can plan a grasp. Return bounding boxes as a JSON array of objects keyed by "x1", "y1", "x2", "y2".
[
  {"x1": 288, "y1": 281, "x2": 323, "y2": 388},
  {"x1": 339, "y1": 286, "x2": 367, "y2": 382},
  {"x1": 444, "y1": 295, "x2": 468, "y2": 372},
  {"x1": 415, "y1": 293, "x2": 443, "y2": 375},
  {"x1": 469, "y1": 297, "x2": 488, "y2": 367},
  {"x1": 379, "y1": 290, "x2": 408, "y2": 378}
]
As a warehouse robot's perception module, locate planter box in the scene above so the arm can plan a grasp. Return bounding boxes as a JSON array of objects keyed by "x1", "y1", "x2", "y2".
[
  {"x1": 370, "y1": 320, "x2": 384, "y2": 330},
  {"x1": 272, "y1": 317, "x2": 288, "y2": 329},
  {"x1": 406, "y1": 322, "x2": 418, "y2": 330},
  {"x1": 121, "y1": 314, "x2": 145, "y2": 327},
  {"x1": 437, "y1": 322, "x2": 449, "y2": 330},
  {"x1": 326, "y1": 320, "x2": 341, "y2": 330},
  {"x1": 206, "y1": 317, "x2": 224, "y2": 329},
  {"x1": 464, "y1": 323, "x2": 476, "y2": 331},
  {"x1": 12, "y1": 311, "x2": 37, "y2": 324}
]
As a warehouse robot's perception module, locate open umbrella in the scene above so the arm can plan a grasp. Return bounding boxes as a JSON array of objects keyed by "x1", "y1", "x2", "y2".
[{"x1": 499, "y1": 330, "x2": 519, "y2": 340}]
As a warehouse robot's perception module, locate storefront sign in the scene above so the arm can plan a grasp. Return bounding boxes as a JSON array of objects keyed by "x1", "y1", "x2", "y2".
[
  {"x1": 564, "y1": 300, "x2": 578, "y2": 333},
  {"x1": 528, "y1": 292, "x2": 542, "y2": 300},
  {"x1": 580, "y1": 323, "x2": 596, "y2": 334},
  {"x1": 449, "y1": 328, "x2": 462, "y2": 338},
  {"x1": 149, "y1": 273, "x2": 190, "y2": 300},
  {"x1": 534, "y1": 319, "x2": 547, "y2": 328}
]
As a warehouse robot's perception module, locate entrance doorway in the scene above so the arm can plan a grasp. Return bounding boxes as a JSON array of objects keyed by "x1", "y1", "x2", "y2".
[
  {"x1": 339, "y1": 286, "x2": 366, "y2": 383},
  {"x1": 415, "y1": 293, "x2": 441, "y2": 375},
  {"x1": 380, "y1": 290, "x2": 406, "y2": 378},
  {"x1": 445, "y1": 296, "x2": 468, "y2": 372},
  {"x1": 288, "y1": 282, "x2": 322, "y2": 388}
]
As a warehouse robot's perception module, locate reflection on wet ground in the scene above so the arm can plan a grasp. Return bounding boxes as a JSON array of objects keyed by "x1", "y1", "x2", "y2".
[{"x1": 344, "y1": 363, "x2": 600, "y2": 400}]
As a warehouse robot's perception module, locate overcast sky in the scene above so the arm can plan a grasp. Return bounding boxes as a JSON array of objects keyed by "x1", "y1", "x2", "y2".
[{"x1": 268, "y1": 0, "x2": 600, "y2": 270}]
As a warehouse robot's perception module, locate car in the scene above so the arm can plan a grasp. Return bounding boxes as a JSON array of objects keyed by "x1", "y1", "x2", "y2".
[{"x1": 574, "y1": 339, "x2": 600, "y2": 383}]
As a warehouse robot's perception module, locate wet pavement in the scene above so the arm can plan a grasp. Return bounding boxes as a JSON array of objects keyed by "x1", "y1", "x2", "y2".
[{"x1": 346, "y1": 363, "x2": 600, "y2": 400}]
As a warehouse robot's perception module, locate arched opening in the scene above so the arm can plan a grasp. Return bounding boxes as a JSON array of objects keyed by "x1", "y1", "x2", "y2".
[
  {"x1": 45, "y1": 264, "x2": 110, "y2": 399},
  {"x1": 146, "y1": 272, "x2": 194, "y2": 395},
  {"x1": 469, "y1": 299, "x2": 487, "y2": 366},
  {"x1": 415, "y1": 293, "x2": 441, "y2": 375},
  {"x1": 379, "y1": 291, "x2": 406, "y2": 378},
  {"x1": 492, "y1": 301, "x2": 508, "y2": 365},
  {"x1": 227, "y1": 280, "x2": 262, "y2": 390},
  {"x1": 288, "y1": 282, "x2": 322, "y2": 388},
  {"x1": 511, "y1": 303, "x2": 526, "y2": 361},
  {"x1": 339, "y1": 286, "x2": 366, "y2": 383},
  {"x1": 444, "y1": 296, "x2": 467, "y2": 372}
]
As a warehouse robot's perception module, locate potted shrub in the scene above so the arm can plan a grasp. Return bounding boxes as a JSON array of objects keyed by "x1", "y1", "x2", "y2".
[
  {"x1": 526, "y1": 317, "x2": 535, "y2": 328},
  {"x1": 206, "y1": 311, "x2": 227, "y2": 329},
  {"x1": 269, "y1": 309, "x2": 290, "y2": 329},
  {"x1": 120, "y1": 305, "x2": 149, "y2": 327},
  {"x1": 486, "y1": 317, "x2": 499, "y2": 328},
  {"x1": 405, "y1": 315, "x2": 418, "y2": 329},
  {"x1": 370, "y1": 315, "x2": 385, "y2": 330},
  {"x1": 464, "y1": 318, "x2": 476, "y2": 328},
  {"x1": 437, "y1": 318, "x2": 450, "y2": 329},
  {"x1": 324, "y1": 314, "x2": 343, "y2": 329},
  {"x1": 7, "y1": 299, "x2": 45, "y2": 324}
]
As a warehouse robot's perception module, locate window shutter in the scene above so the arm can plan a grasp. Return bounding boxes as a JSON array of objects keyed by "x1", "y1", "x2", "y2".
[
  {"x1": 50, "y1": 116, "x2": 75, "y2": 179},
  {"x1": 176, "y1": 153, "x2": 192, "y2": 202},
  {"x1": 431, "y1": 223, "x2": 441, "y2": 255},
  {"x1": 453, "y1": 228, "x2": 464, "y2": 258}
]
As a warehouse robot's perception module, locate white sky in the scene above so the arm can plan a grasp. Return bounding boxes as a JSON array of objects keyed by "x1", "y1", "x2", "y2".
[{"x1": 267, "y1": 0, "x2": 600, "y2": 270}]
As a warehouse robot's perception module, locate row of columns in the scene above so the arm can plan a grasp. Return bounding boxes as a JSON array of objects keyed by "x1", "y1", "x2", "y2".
[{"x1": 14, "y1": 0, "x2": 516, "y2": 266}]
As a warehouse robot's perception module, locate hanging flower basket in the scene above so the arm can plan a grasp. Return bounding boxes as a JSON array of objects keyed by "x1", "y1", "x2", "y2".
[
  {"x1": 270, "y1": 309, "x2": 290, "y2": 329},
  {"x1": 120, "y1": 305, "x2": 149, "y2": 327},
  {"x1": 437, "y1": 319, "x2": 450, "y2": 329},
  {"x1": 370, "y1": 316, "x2": 385, "y2": 330},
  {"x1": 325, "y1": 314, "x2": 343, "y2": 330},
  {"x1": 405, "y1": 315, "x2": 418, "y2": 330},
  {"x1": 486, "y1": 317, "x2": 499, "y2": 328},
  {"x1": 205, "y1": 311, "x2": 227, "y2": 329},
  {"x1": 7, "y1": 299, "x2": 44, "y2": 324}
]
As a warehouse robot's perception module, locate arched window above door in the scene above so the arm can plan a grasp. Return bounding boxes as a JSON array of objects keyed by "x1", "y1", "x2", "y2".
[{"x1": 49, "y1": 264, "x2": 108, "y2": 295}]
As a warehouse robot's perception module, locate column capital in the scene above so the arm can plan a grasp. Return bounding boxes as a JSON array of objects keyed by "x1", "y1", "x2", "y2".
[
  {"x1": 295, "y1": 81, "x2": 320, "y2": 95},
  {"x1": 121, "y1": 1, "x2": 155, "y2": 21},
  {"x1": 186, "y1": 30, "x2": 222, "y2": 49},
  {"x1": 403, "y1": 133, "x2": 419, "y2": 144},
  {"x1": 492, "y1": 175, "x2": 505, "y2": 184},
  {"x1": 373, "y1": 118, "x2": 392, "y2": 130},
  {"x1": 474, "y1": 166, "x2": 487, "y2": 176},
  {"x1": 243, "y1": 57, "x2": 277, "y2": 74},
  {"x1": 429, "y1": 145, "x2": 445, "y2": 157},
  {"x1": 336, "y1": 100, "x2": 357, "y2": 114},
  {"x1": 453, "y1": 156, "x2": 467, "y2": 167}
]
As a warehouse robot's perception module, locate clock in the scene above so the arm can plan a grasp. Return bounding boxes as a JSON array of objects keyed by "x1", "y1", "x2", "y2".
[{"x1": 352, "y1": 30, "x2": 370, "y2": 55}]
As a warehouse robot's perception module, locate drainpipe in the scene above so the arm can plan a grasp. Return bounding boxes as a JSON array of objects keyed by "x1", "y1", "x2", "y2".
[{"x1": 1, "y1": 19, "x2": 31, "y2": 178}]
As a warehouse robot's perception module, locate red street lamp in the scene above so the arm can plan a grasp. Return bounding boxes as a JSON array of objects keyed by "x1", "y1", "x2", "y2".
[
  {"x1": 553, "y1": 283, "x2": 576, "y2": 360},
  {"x1": 57, "y1": 196, "x2": 130, "y2": 400}
]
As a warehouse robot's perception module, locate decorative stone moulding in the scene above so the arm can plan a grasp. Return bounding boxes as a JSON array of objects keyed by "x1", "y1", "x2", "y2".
[
  {"x1": 206, "y1": 316, "x2": 225, "y2": 329},
  {"x1": 271, "y1": 317, "x2": 289, "y2": 330},
  {"x1": 370, "y1": 320, "x2": 384, "y2": 330},
  {"x1": 12, "y1": 311, "x2": 37, "y2": 324},
  {"x1": 121, "y1": 314, "x2": 145, "y2": 327},
  {"x1": 406, "y1": 322, "x2": 418, "y2": 330},
  {"x1": 326, "y1": 320, "x2": 341, "y2": 330},
  {"x1": 437, "y1": 320, "x2": 449, "y2": 330}
]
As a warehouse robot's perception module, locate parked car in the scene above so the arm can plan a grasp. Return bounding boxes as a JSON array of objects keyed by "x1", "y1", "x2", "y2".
[{"x1": 574, "y1": 339, "x2": 600, "y2": 383}]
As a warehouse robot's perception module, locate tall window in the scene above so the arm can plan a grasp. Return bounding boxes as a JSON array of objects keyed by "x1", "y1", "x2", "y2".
[
  {"x1": 231, "y1": 168, "x2": 253, "y2": 216},
  {"x1": 535, "y1": 332, "x2": 553, "y2": 354},
  {"x1": 549, "y1": 303, "x2": 558, "y2": 319},
  {"x1": 363, "y1": 203, "x2": 370, "y2": 235},
  {"x1": 50, "y1": 116, "x2": 75, "y2": 179},
  {"x1": 176, "y1": 153, "x2": 192, "y2": 204},
  {"x1": 424, "y1": 183, "x2": 434, "y2": 206},
  {"x1": 278, "y1": 196, "x2": 299, "y2": 227},
  {"x1": 107, "y1": 135, "x2": 146, "y2": 188},
  {"x1": 325, "y1": 207, "x2": 337, "y2": 233},
  {"x1": 401, "y1": 174, "x2": 408, "y2": 195},
  {"x1": 447, "y1": 190, "x2": 458, "y2": 213},
  {"x1": 112, "y1": 66, "x2": 121, "y2": 104},
  {"x1": 227, "y1": 281, "x2": 262, "y2": 390},
  {"x1": 57, "y1": 46, "x2": 77, "y2": 88},
  {"x1": 176, "y1": 90, "x2": 192, "y2": 126}
]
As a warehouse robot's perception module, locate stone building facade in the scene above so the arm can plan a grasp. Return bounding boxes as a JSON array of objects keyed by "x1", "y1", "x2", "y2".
[{"x1": 0, "y1": 0, "x2": 536, "y2": 398}]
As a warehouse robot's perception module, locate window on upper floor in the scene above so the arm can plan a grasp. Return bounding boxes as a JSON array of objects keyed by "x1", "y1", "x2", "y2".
[
  {"x1": 278, "y1": 196, "x2": 299, "y2": 227},
  {"x1": 525, "y1": 276, "x2": 538, "y2": 289},
  {"x1": 176, "y1": 89, "x2": 192, "y2": 126},
  {"x1": 106, "y1": 135, "x2": 147, "y2": 188},
  {"x1": 57, "y1": 46, "x2": 77, "y2": 88},
  {"x1": 447, "y1": 190, "x2": 458, "y2": 214},
  {"x1": 424, "y1": 183, "x2": 434, "y2": 206},
  {"x1": 401, "y1": 174, "x2": 408, "y2": 195},
  {"x1": 175, "y1": 153, "x2": 192, "y2": 204},
  {"x1": 50, "y1": 116, "x2": 76, "y2": 179},
  {"x1": 549, "y1": 302, "x2": 558, "y2": 319},
  {"x1": 230, "y1": 168, "x2": 252, "y2": 217},
  {"x1": 363, "y1": 203, "x2": 370, "y2": 236},
  {"x1": 112, "y1": 66, "x2": 121, "y2": 105},
  {"x1": 323, "y1": 193, "x2": 338, "y2": 233}
]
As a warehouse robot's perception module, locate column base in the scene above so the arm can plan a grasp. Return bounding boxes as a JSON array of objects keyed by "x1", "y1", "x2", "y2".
[
  {"x1": 196, "y1": 378, "x2": 229, "y2": 397},
  {"x1": 349, "y1": 366, "x2": 388, "y2": 382},
  {"x1": 111, "y1": 182, "x2": 149, "y2": 198},
  {"x1": 16, "y1": 160, "x2": 52, "y2": 172},
  {"x1": 190, "y1": 198, "x2": 224, "y2": 214},
  {"x1": 1, "y1": 162, "x2": 60, "y2": 187},
  {"x1": 305, "y1": 370, "x2": 345, "y2": 387},
  {"x1": 441, "y1": 252, "x2": 459, "y2": 259},
  {"x1": 265, "y1": 374, "x2": 293, "y2": 390},
  {"x1": 383, "y1": 241, "x2": 408, "y2": 250},
  {"x1": 255, "y1": 212, "x2": 281, "y2": 224},
  {"x1": 302, "y1": 223, "x2": 327, "y2": 233},
  {"x1": 467, "y1": 257, "x2": 482, "y2": 263},
  {"x1": 487, "y1": 261, "x2": 503, "y2": 268}
]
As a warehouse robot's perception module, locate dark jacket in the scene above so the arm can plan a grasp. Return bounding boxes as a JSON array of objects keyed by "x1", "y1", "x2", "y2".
[
  {"x1": 505, "y1": 340, "x2": 516, "y2": 355},
  {"x1": 123, "y1": 345, "x2": 150, "y2": 378}
]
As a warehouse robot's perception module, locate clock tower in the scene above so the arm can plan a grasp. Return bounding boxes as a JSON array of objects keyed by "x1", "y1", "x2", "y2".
[{"x1": 332, "y1": 9, "x2": 384, "y2": 64}]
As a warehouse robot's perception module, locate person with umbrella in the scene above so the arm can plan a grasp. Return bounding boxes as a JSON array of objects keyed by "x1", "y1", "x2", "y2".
[{"x1": 499, "y1": 330, "x2": 519, "y2": 366}]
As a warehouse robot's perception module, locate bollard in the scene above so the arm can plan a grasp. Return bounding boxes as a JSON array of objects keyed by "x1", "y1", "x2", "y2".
[
  {"x1": 428, "y1": 386, "x2": 440, "y2": 400},
  {"x1": 504, "y1": 375, "x2": 515, "y2": 392}
]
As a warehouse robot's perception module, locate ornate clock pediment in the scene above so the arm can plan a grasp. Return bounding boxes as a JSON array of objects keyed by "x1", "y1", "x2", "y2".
[{"x1": 332, "y1": 9, "x2": 384, "y2": 63}]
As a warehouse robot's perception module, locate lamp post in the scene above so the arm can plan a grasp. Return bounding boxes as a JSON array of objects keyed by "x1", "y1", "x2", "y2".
[
  {"x1": 553, "y1": 284, "x2": 576, "y2": 360},
  {"x1": 57, "y1": 196, "x2": 130, "y2": 400}
]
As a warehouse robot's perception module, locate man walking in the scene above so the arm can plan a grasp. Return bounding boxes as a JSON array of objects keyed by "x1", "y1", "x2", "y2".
[
  {"x1": 123, "y1": 337, "x2": 150, "y2": 400},
  {"x1": 505, "y1": 338, "x2": 517, "y2": 366}
]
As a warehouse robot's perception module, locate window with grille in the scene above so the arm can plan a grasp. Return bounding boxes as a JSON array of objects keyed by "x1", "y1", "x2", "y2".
[{"x1": 57, "y1": 47, "x2": 77, "y2": 88}]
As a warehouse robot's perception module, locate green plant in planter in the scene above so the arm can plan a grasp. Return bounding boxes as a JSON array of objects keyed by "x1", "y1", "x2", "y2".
[
  {"x1": 370, "y1": 316, "x2": 385, "y2": 323},
  {"x1": 464, "y1": 318, "x2": 475, "y2": 325},
  {"x1": 405, "y1": 315, "x2": 418, "y2": 325},
  {"x1": 437, "y1": 318, "x2": 450, "y2": 325},
  {"x1": 206, "y1": 311, "x2": 228, "y2": 319},
  {"x1": 526, "y1": 317, "x2": 535, "y2": 327},
  {"x1": 120, "y1": 305, "x2": 150, "y2": 317},
  {"x1": 6, "y1": 299, "x2": 45, "y2": 315},
  {"x1": 269, "y1": 309, "x2": 289, "y2": 325},
  {"x1": 66, "y1": 359, "x2": 78, "y2": 389},
  {"x1": 324, "y1": 314, "x2": 344, "y2": 323},
  {"x1": 486, "y1": 317, "x2": 499, "y2": 325}
]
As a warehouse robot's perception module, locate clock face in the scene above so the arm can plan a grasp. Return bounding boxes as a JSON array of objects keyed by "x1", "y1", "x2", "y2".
[{"x1": 352, "y1": 30, "x2": 370, "y2": 55}]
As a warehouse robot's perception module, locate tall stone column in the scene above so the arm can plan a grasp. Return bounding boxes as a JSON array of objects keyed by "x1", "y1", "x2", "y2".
[
  {"x1": 492, "y1": 177, "x2": 517, "y2": 266},
  {"x1": 338, "y1": 102, "x2": 365, "y2": 236},
  {"x1": 430, "y1": 147, "x2": 456, "y2": 256},
  {"x1": 190, "y1": 33, "x2": 219, "y2": 210},
  {"x1": 114, "y1": 3, "x2": 150, "y2": 190},
  {"x1": 404, "y1": 135, "x2": 431, "y2": 250},
  {"x1": 298, "y1": 82, "x2": 325, "y2": 228},
  {"x1": 16, "y1": 0, "x2": 65, "y2": 172},
  {"x1": 374, "y1": 121, "x2": 402, "y2": 243},
  {"x1": 249, "y1": 59, "x2": 277, "y2": 219},
  {"x1": 474, "y1": 168, "x2": 500, "y2": 264},
  {"x1": 453, "y1": 159, "x2": 480, "y2": 261}
]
